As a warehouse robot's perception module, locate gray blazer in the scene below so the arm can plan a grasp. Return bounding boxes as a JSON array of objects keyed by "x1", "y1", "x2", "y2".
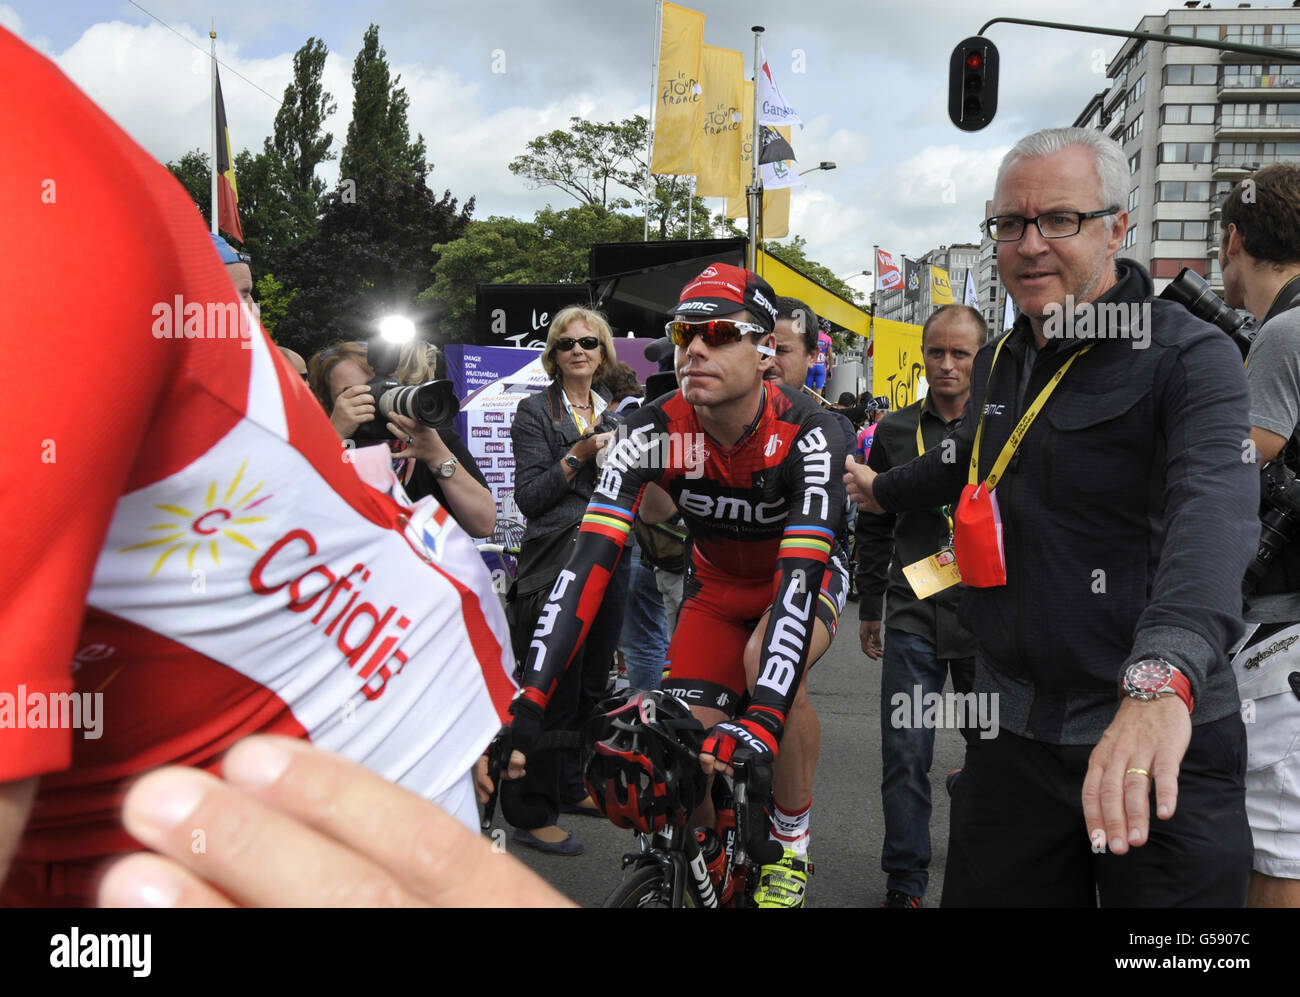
[{"x1": 511, "y1": 381, "x2": 619, "y2": 543}]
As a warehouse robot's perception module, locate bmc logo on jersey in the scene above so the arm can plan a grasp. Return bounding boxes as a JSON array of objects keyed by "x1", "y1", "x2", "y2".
[
  {"x1": 764, "y1": 434, "x2": 780, "y2": 458},
  {"x1": 676, "y1": 488, "x2": 786, "y2": 524}
]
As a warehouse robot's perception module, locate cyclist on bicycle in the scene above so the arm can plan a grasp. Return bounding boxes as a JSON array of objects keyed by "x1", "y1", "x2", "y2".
[{"x1": 503, "y1": 264, "x2": 847, "y2": 909}]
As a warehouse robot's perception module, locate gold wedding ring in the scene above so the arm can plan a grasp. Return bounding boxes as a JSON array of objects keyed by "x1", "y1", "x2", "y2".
[{"x1": 1125, "y1": 768, "x2": 1150, "y2": 778}]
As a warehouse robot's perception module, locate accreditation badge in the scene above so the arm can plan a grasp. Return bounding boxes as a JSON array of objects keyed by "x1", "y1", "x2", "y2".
[
  {"x1": 902, "y1": 547, "x2": 962, "y2": 599},
  {"x1": 952, "y1": 481, "x2": 1007, "y2": 587}
]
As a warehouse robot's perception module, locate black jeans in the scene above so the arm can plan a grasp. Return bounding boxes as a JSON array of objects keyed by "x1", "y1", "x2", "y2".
[{"x1": 941, "y1": 713, "x2": 1252, "y2": 907}]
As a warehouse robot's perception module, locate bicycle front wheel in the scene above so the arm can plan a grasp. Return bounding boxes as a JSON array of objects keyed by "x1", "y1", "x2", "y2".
[{"x1": 601, "y1": 864, "x2": 696, "y2": 908}]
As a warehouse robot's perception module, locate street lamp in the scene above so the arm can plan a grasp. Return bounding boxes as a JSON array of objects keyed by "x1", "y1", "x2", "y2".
[
  {"x1": 838, "y1": 269, "x2": 872, "y2": 282},
  {"x1": 798, "y1": 161, "x2": 837, "y2": 176}
]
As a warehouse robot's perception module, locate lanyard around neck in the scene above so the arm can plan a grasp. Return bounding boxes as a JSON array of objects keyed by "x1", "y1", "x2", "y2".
[{"x1": 969, "y1": 335, "x2": 1094, "y2": 490}]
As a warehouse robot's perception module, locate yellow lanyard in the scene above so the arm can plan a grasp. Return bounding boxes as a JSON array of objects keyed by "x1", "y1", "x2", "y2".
[
  {"x1": 915, "y1": 395, "x2": 927, "y2": 456},
  {"x1": 969, "y1": 336, "x2": 1094, "y2": 489}
]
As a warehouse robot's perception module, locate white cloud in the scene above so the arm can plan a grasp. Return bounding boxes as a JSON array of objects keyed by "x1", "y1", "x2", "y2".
[{"x1": 0, "y1": 4, "x2": 21, "y2": 33}]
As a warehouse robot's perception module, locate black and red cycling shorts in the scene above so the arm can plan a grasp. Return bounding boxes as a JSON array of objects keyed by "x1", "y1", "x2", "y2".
[{"x1": 661, "y1": 551, "x2": 847, "y2": 717}]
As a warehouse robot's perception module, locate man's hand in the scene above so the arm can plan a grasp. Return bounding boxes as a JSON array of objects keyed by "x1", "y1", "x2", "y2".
[
  {"x1": 699, "y1": 714, "x2": 780, "y2": 779},
  {"x1": 330, "y1": 384, "x2": 375, "y2": 440},
  {"x1": 844, "y1": 454, "x2": 884, "y2": 514},
  {"x1": 1082, "y1": 696, "x2": 1192, "y2": 856},
  {"x1": 502, "y1": 698, "x2": 544, "y2": 781},
  {"x1": 860, "y1": 620, "x2": 883, "y2": 659},
  {"x1": 98, "y1": 736, "x2": 573, "y2": 907},
  {"x1": 386, "y1": 412, "x2": 451, "y2": 465}
]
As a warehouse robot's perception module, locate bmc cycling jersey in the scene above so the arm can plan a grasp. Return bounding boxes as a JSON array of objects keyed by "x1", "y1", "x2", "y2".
[
  {"x1": 0, "y1": 27, "x2": 514, "y2": 884},
  {"x1": 519, "y1": 384, "x2": 847, "y2": 725}
]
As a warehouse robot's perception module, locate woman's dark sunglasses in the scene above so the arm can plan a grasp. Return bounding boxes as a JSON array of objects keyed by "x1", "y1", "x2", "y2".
[{"x1": 555, "y1": 336, "x2": 600, "y2": 351}]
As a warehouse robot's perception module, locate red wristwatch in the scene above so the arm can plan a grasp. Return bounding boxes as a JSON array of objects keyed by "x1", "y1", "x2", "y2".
[{"x1": 1121, "y1": 658, "x2": 1194, "y2": 714}]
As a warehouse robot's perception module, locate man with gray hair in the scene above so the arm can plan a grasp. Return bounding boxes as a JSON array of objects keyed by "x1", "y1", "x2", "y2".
[{"x1": 845, "y1": 127, "x2": 1257, "y2": 906}]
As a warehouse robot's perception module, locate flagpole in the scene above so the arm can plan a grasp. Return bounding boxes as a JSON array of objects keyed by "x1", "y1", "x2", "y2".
[
  {"x1": 209, "y1": 21, "x2": 218, "y2": 234},
  {"x1": 746, "y1": 26, "x2": 764, "y2": 272},
  {"x1": 644, "y1": 0, "x2": 662, "y2": 241},
  {"x1": 687, "y1": 175, "x2": 694, "y2": 240}
]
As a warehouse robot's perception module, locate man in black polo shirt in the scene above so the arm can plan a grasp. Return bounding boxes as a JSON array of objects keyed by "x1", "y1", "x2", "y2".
[{"x1": 857, "y1": 304, "x2": 985, "y2": 908}]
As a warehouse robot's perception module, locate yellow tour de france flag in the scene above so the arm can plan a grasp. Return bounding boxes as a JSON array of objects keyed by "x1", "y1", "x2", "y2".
[
  {"x1": 696, "y1": 45, "x2": 744, "y2": 198},
  {"x1": 725, "y1": 81, "x2": 790, "y2": 238},
  {"x1": 871, "y1": 316, "x2": 927, "y2": 410},
  {"x1": 930, "y1": 265, "x2": 954, "y2": 306},
  {"x1": 651, "y1": 2, "x2": 706, "y2": 176}
]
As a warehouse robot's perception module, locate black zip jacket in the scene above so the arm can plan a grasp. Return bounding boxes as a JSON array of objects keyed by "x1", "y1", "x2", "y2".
[{"x1": 873, "y1": 261, "x2": 1258, "y2": 743}]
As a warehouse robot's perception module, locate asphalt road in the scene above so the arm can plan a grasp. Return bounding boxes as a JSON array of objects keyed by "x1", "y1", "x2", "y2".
[{"x1": 486, "y1": 619, "x2": 971, "y2": 908}]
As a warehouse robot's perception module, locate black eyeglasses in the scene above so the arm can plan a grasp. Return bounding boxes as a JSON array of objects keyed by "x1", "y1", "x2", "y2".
[
  {"x1": 983, "y1": 208, "x2": 1120, "y2": 242},
  {"x1": 554, "y1": 336, "x2": 600, "y2": 352}
]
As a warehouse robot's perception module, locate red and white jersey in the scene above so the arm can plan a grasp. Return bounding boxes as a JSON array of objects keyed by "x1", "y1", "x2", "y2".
[{"x1": 0, "y1": 26, "x2": 514, "y2": 865}]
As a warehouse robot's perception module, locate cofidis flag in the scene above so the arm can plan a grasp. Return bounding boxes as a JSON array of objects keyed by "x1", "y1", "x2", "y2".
[
  {"x1": 696, "y1": 45, "x2": 744, "y2": 197},
  {"x1": 930, "y1": 265, "x2": 954, "y2": 305},
  {"x1": 651, "y1": 2, "x2": 705, "y2": 176},
  {"x1": 214, "y1": 65, "x2": 244, "y2": 244}
]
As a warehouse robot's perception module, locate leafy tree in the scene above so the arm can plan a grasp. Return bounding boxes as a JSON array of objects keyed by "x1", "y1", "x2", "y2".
[
  {"x1": 422, "y1": 203, "x2": 642, "y2": 340},
  {"x1": 509, "y1": 116, "x2": 645, "y2": 209},
  {"x1": 509, "y1": 114, "x2": 727, "y2": 240},
  {"x1": 275, "y1": 25, "x2": 471, "y2": 357},
  {"x1": 165, "y1": 149, "x2": 212, "y2": 227},
  {"x1": 254, "y1": 272, "x2": 297, "y2": 337},
  {"x1": 339, "y1": 23, "x2": 428, "y2": 190},
  {"x1": 763, "y1": 235, "x2": 866, "y2": 304},
  {"x1": 273, "y1": 37, "x2": 336, "y2": 197}
]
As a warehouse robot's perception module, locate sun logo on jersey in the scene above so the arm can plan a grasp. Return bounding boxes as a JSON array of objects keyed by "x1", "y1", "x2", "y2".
[{"x1": 117, "y1": 460, "x2": 272, "y2": 576}]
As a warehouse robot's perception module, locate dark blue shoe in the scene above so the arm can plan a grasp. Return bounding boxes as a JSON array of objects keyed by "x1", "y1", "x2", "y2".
[{"x1": 512, "y1": 827, "x2": 584, "y2": 856}]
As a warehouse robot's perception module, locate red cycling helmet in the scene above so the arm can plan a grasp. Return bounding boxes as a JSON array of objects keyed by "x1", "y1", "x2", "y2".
[{"x1": 582, "y1": 689, "x2": 706, "y2": 834}]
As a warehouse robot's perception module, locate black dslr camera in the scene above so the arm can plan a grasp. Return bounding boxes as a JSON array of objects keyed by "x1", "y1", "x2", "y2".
[
  {"x1": 1159, "y1": 268, "x2": 1257, "y2": 359},
  {"x1": 1244, "y1": 460, "x2": 1300, "y2": 597},
  {"x1": 352, "y1": 337, "x2": 460, "y2": 443}
]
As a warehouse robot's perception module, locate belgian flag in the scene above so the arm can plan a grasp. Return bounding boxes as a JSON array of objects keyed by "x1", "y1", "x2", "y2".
[{"x1": 214, "y1": 65, "x2": 244, "y2": 244}]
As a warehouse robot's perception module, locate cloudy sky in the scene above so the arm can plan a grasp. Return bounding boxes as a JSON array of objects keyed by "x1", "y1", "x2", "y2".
[{"x1": 1, "y1": 0, "x2": 1215, "y2": 281}]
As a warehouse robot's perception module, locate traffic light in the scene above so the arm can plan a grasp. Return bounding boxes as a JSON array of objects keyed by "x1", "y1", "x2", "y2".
[{"x1": 948, "y1": 36, "x2": 999, "y2": 131}]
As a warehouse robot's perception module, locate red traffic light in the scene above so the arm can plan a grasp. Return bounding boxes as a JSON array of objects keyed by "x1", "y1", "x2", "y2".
[{"x1": 949, "y1": 36, "x2": 999, "y2": 131}]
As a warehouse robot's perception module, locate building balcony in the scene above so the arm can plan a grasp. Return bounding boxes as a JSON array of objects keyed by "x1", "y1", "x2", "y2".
[
  {"x1": 1220, "y1": 33, "x2": 1300, "y2": 60},
  {"x1": 1211, "y1": 153, "x2": 1294, "y2": 178},
  {"x1": 1216, "y1": 113, "x2": 1300, "y2": 138},
  {"x1": 1218, "y1": 74, "x2": 1300, "y2": 100}
]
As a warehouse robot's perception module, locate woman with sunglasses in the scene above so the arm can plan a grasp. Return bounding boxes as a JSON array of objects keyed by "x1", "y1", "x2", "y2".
[{"x1": 502, "y1": 306, "x2": 631, "y2": 855}]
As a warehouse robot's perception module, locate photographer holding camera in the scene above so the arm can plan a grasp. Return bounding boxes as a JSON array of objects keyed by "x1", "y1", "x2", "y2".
[
  {"x1": 309, "y1": 341, "x2": 496, "y2": 538},
  {"x1": 1220, "y1": 164, "x2": 1300, "y2": 908}
]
